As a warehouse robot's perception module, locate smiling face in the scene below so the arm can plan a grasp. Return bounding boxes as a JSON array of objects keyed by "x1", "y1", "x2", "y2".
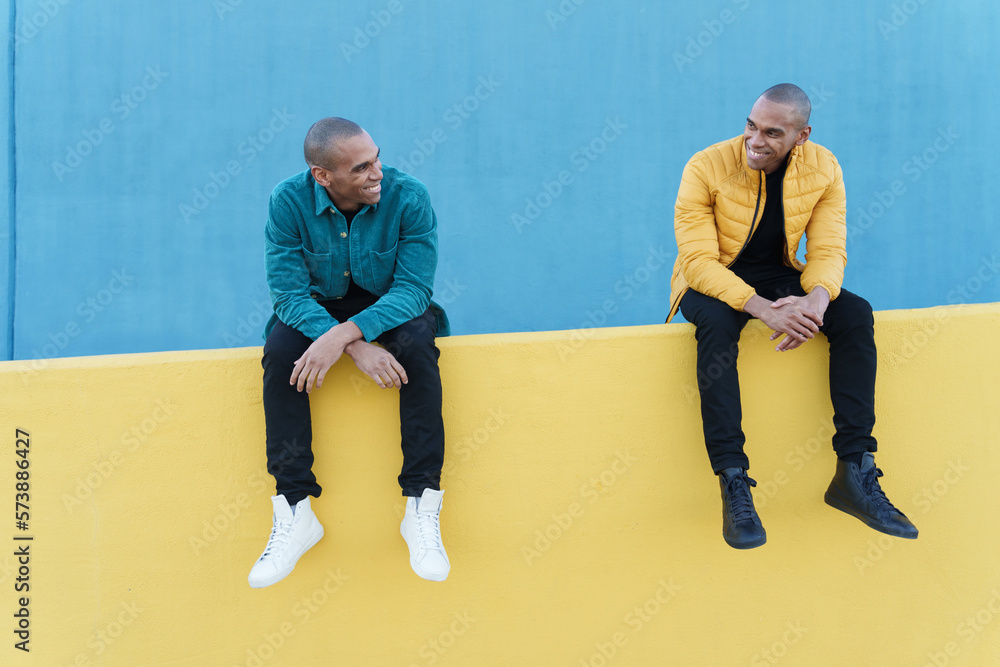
[
  {"x1": 310, "y1": 131, "x2": 383, "y2": 213},
  {"x1": 743, "y1": 96, "x2": 811, "y2": 174}
]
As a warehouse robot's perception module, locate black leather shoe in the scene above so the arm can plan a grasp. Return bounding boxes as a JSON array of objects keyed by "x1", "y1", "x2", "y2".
[
  {"x1": 824, "y1": 452, "x2": 918, "y2": 539},
  {"x1": 718, "y1": 468, "x2": 767, "y2": 549}
]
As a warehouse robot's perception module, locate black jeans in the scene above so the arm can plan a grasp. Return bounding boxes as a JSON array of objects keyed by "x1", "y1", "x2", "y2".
[
  {"x1": 262, "y1": 304, "x2": 445, "y2": 504},
  {"x1": 679, "y1": 264, "x2": 877, "y2": 473}
]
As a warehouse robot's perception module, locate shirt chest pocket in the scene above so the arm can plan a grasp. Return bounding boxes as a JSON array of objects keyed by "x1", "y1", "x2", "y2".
[
  {"x1": 366, "y1": 243, "x2": 397, "y2": 293},
  {"x1": 302, "y1": 248, "x2": 334, "y2": 294}
]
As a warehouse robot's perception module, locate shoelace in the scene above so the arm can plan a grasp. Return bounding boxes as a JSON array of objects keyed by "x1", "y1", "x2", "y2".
[
  {"x1": 259, "y1": 518, "x2": 293, "y2": 559},
  {"x1": 414, "y1": 510, "x2": 443, "y2": 551},
  {"x1": 725, "y1": 474, "x2": 758, "y2": 523},
  {"x1": 860, "y1": 466, "x2": 901, "y2": 517}
]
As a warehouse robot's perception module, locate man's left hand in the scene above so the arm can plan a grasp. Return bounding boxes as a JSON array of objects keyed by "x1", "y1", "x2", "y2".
[
  {"x1": 769, "y1": 287, "x2": 831, "y2": 351},
  {"x1": 345, "y1": 341, "x2": 408, "y2": 389}
]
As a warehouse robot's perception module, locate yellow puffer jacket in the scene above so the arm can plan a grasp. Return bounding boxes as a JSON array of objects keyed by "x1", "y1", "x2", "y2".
[{"x1": 667, "y1": 135, "x2": 847, "y2": 322}]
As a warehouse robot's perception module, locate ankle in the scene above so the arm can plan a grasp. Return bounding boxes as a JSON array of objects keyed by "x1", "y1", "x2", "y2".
[{"x1": 838, "y1": 451, "x2": 866, "y2": 467}]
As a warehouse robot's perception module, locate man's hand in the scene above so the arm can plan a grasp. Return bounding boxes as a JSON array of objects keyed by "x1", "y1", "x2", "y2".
[
  {"x1": 769, "y1": 287, "x2": 830, "y2": 351},
  {"x1": 290, "y1": 321, "x2": 363, "y2": 393},
  {"x1": 745, "y1": 287, "x2": 830, "y2": 352},
  {"x1": 345, "y1": 340, "x2": 408, "y2": 389}
]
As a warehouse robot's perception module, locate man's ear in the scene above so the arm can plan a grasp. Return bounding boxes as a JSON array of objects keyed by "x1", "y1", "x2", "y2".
[
  {"x1": 310, "y1": 165, "x2": 331, "y2": 186},
  {"x1": 795, "y1": 125, "x2": 812, "y2": 146}
]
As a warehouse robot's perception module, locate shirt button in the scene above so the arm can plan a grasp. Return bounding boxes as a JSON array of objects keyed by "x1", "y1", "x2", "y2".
[
  {"x1": 340, "y1": 232, "x2": 347, "y2": 238},
  {"x1": 344, "y1": 271, "x2": 350, "y2": 277}
]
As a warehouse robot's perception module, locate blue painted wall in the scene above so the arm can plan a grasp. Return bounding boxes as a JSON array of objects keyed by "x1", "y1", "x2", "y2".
[
  {"x1": 2, "y1": 0, "x2": 13, "y2": 359},
  {"x1": 3, "y1": 0, "x2": 998, "y2": 360}
]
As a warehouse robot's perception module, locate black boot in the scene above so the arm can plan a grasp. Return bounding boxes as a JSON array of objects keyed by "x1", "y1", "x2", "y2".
[
  {"x1": 718, "y1": 467, "x2": 766, "y2": 549},
  {"x1": 824, "y1": 452, "x2": 918, "y2": 539}
]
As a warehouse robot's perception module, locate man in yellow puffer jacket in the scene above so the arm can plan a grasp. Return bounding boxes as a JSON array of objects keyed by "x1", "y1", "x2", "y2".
[{"x1": 669, "y1": 84, "x2": 918, "y2": 550}]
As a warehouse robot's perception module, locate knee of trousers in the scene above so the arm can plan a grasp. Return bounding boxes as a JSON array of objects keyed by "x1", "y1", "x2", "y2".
[
  {"x1": 681, "y1": 292, "x2": 747, "y2": 339},
  {"x1": 385, "y1": 337, "x2": 440, "y2": 370},
  {"x1": 379, "y1": 321, "x2": 439, "y2": 365},
  {"x1": 692, "y1": 312, "x2": 746, "y2": 349},
  {"x1": 825, "y1": 292, "x2": 874, "y2": 331},
  {"x1": 263, "y1": 334, "x2": 309, "y2": 372}
]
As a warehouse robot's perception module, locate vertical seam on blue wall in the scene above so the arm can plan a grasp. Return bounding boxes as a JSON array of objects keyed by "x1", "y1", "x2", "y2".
[{"x1": 6, "y1": 0, "x2": 16, "y2": 360}]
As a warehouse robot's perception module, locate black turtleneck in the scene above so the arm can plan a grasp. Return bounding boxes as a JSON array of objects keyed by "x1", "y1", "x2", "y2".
[{"x1": 731, "y1": 155, "x2": 789, "y2": 270}]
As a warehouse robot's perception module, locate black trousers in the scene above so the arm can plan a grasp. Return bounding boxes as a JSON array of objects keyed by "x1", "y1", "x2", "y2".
[
  {"x1": 679, "y1": 264, "x2": 877, "y2": 473},
  {"x1": 262, "y1": 304, "x2": 445, "y2": 504}
]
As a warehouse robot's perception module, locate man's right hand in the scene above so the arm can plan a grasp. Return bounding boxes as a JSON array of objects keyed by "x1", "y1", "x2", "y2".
[
  {"x1": 744, "y1": 294, "x2": 821, "y2": 352},
  {"x1": 290, "y1": 321, "x2": 363, "y2": 393}
]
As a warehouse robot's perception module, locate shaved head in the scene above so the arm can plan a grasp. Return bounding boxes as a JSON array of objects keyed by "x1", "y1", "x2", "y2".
[
  {"x1": 304, "y1": 117, "x2": 365, "y2": 168},
  {"x1": 758, "y1": 83, "x2": 811, "y2": 130}
]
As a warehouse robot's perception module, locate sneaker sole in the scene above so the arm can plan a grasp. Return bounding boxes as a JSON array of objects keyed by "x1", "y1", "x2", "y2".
[
  {"x1": 400, "y1": 524, "x2": 449, "y2": 582},
  {"x1": 723, "y1": 532, "x2": 766, "y2": 550},
  {"x1": 410, "y1": 560, "x2": 450, "y2": 582},
  {"x1": 248, "y1": 525, "x2": 325, "y2": 589},
  {"x1": 824, "y1": 492, "x2": 918, "y2": 540}
]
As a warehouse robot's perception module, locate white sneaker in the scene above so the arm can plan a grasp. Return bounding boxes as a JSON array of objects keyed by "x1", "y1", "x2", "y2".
[
  {"x1": 248, "y1": 495, "x2": 324, "y2": 589},
  {"x1": 400, "y1": 488, "x2": 450, "y2": 581}
]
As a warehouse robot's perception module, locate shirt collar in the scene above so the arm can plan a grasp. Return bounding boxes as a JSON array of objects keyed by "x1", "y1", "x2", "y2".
[
  {"x1": 311, "y1": 175, "x2": 377, "y2": 217},
  {"x1": 313, "y1": 176, "x2": 335, "y2": 216}
]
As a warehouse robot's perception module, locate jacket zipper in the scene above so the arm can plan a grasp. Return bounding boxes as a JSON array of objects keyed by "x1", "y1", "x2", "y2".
[{"x1": 727, "y1": 169, "x2": 763, "y2": 268}]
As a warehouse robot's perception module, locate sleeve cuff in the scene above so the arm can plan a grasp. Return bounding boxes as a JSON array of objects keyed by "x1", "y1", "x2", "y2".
[{"x1": 348, "y1": 310, "x2": 383, "y2": 342}]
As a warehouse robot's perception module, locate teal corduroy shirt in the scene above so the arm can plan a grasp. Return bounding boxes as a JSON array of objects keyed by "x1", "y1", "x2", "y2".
[{"x1": 263, "y1": 166, "x2": 449, "y2": 342}]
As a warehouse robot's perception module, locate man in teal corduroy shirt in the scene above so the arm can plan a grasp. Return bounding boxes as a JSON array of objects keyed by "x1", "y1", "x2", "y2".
[{"x1": 248, "y1": 118, "x2": 451, "y2": 587}]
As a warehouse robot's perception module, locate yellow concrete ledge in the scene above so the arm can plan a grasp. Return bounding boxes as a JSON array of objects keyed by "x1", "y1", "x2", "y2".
[{"x1": 1, "y1": 303, "x2": 999, "y2": 665}]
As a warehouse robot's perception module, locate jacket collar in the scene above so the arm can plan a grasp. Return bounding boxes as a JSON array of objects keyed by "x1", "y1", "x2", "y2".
[
  {"x1": 737, "y1": 135, "x2": 802, "y2": 178},
  {"x1": 311, "y1": 174, "x2": 378, "y2": 218}
]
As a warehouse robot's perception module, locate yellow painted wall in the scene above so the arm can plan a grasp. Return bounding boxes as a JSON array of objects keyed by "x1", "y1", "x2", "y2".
[{"x1": 1, "y1": 303, "x2": 999, "y2": 666}]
